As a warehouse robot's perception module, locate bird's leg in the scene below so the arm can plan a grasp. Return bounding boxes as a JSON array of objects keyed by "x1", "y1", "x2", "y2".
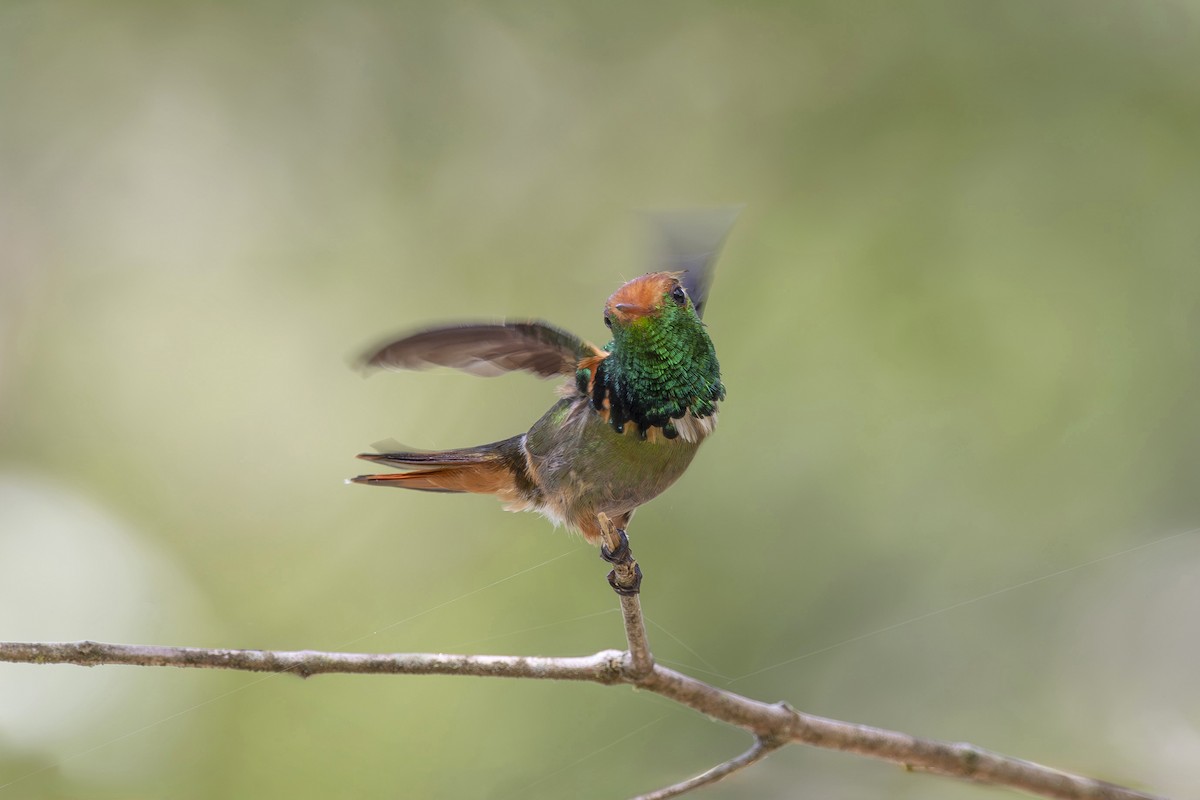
[{"x1": 597, "y1": 514, "x2": 642, "y2": 596}]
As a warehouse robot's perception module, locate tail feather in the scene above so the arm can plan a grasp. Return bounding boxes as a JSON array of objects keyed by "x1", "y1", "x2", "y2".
[
  {"x1": 347, "y1": 469, "x2": 466, "y2": 493},
  {"x1": 350, "y1": 435, "x2": 536, "y2": 503},
  {"x1": 350, "y1": 467, "x2": 504, "y2": 494},
  {"x1": 356, "y1": 440, "x2": 510, "y2": 469}
]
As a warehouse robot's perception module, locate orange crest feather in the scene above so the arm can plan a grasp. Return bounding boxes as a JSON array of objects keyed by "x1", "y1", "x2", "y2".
[{"x1": 605, "y1": 272, "x2": 682, "y2": 324}]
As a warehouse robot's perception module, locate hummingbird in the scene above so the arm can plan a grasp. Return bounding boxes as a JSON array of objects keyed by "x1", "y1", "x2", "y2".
[{"x1": 351, "y1": 210, "x2": 737, "y2": 553}]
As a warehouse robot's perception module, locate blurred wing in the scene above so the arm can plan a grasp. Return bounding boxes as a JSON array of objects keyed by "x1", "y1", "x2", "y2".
[
  {"x1": 362, "y1": 321, "x2": 602, "y2": 379},
  {"x1": 645, "y1": 206, "x2": 742, "y2": 318}
]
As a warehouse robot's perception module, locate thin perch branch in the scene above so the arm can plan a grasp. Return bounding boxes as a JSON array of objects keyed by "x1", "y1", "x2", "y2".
[
  {"x1": 0, "y1": 639, "x2": 1165, "y2": 800},
  {"x1": 0, "y1": 514, "x2": 1166, "y2": 800}
]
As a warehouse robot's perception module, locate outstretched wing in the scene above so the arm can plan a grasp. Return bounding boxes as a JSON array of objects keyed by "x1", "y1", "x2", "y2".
[
  {"x1": 362, "y1": 321, "x2": 603, "y2": 379},
  {"x1": 645, "y1": 206, "x2": 741, "y2": 319}
]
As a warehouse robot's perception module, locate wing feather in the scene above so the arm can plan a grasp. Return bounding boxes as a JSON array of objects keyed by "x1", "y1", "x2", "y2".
[
  {"x1": 362, "y1": 321, "x2": 602, "y2": 379},
  {"x1": 645, "y1": 207, "x2": 741, "y2": 319}
]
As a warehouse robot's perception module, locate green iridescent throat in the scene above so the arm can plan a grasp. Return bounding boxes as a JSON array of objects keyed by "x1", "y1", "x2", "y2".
[{"x1": 579, "y1": 294, "x2": 725, "y2": 439}]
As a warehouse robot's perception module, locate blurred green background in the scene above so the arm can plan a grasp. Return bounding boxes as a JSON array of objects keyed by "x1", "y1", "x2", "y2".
[{"x1": 2, "y1": 1, "x2": 1198, "y2": 797}]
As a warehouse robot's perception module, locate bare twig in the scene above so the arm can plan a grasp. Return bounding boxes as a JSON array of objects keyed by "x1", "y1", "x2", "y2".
[
  {"x1": 0, "y1": 638, "x2": 1164, "y2": 800},
  {"x1": 632, "y1": 737, "x2": 784, "y2": 800},
  {"x1": 0, "y1": 640, "x2": 626, "y2": 681}
]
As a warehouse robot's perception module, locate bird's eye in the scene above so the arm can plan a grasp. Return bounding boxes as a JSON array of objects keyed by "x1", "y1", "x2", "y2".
[
  {"x1": 670, "y1": 285, "x2": 687, "y2": 306},
  {"x1": 604, "y1": 313, "x2": 612, "y2": 328}
]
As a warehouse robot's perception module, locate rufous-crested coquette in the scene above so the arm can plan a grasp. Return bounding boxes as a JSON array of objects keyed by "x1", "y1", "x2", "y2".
[{"x1": 351, "y1": 210, "x2": 738, "y2": 550}]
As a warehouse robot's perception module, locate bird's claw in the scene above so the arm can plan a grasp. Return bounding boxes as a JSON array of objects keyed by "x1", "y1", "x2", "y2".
[
  {"x1": 597, "y1": 523, "x2": 641, "y2": 594},
  {"x1": 607, "y1": 563, "x2": 642, "y2": 596},
  {"x1": 599, "y1": 528, "x2": 631, "y2": 564}
]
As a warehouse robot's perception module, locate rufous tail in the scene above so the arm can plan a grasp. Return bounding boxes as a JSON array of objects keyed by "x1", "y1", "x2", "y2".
[{"x1": 350, "y1": 435, "x2": 531, "y2": 499}]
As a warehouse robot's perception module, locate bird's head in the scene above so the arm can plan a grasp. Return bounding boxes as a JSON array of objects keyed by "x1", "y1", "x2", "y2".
[
  {"x1": 598, "y1": 270, "x2": 723, "y2": 430},
  {"x1": 602, "y1": 272, "x2": 698, "y2": 336}
]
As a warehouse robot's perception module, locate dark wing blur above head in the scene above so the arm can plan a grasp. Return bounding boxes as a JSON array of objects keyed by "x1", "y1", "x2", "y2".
[
  {"x1": 644, "y1": 207, "x2": 741, "y2": 319},
  {"x1": 362, "y1": 321, "x2": 601, "y2": 379}
]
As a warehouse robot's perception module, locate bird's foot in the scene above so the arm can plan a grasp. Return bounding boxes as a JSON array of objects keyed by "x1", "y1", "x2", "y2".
[
  {"x1": 599, "y1": 528, "x2": 631, "y2": 564},
  {"x1": 607, "y1": 563, "x2": 642, "y2": 596},
  {"x1": 596, "y1": 515, "x2": 641, "y2": 596}
]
